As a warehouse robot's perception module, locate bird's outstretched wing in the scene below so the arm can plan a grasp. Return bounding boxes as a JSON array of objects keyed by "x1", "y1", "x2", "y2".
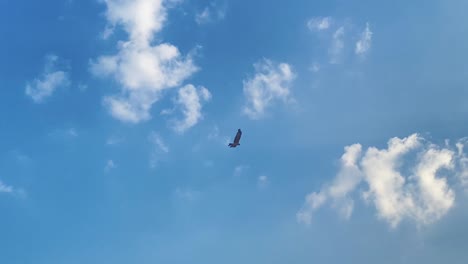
[{"x1": 234, "y1": 129, "x2": 242, "y2": 144}]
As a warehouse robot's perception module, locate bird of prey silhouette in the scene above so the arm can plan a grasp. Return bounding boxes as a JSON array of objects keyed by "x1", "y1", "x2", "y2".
[{"x1": 228, "y1": 129, "x2": 242, "y2": 148}]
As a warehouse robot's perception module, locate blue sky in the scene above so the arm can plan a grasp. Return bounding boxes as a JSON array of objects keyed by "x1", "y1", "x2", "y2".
[{"x1": 2, "y1": 0, "x2": 468, "y2": 263}]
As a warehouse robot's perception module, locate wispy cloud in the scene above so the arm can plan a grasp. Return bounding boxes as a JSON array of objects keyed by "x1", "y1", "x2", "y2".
[
  {"x1": 309, "y1": 62, "x2": 320, "y2": 73},
  {"x1": 234, "y1": 165, "x2": 249, "y2": 177},
  {"x1": 148, "y1": 132, "x2": 169, "y2": 168},
  {"x1": 0, "y1": 180, "x2": 25, "y2": 198},
  {"x1": 195, "y1": 2, "x2": 226, "y2": 25},
  {"x1": 0, "y1": 181, "x2": 14, "y2": 194},
  {"x1": 329, "y1": 27, "x2": 345, "y2": 64},
  {"x1": 298, "y1": 134, "x2": 466, "y2": 228},
  {"x1": 25, "y1": 54, "x2": 70, "y2": 103},
  {"x1": 207, "y1": 125, "x2": 230, "y2": 146},
  {"x1": 243, "y1": 59, "x2": 296, "y2": 119},
  {"x1": 258, "y1": 175, "x2": 269, "y2": 189},
  {"x1": 195, "y1": 7, "x2": 211, "y2": 25},
  {"x1": 90, "y1": 0, "x2": 201, "y2": 124},
  {"x1": 307, "y1": 18, "x2": 373, "y2": 66},
  {"x1": 170, "y1": 84, "x2": 212, "y2": 133},
  {"x1": 355, "y1": 22, "x2": 373, "y2": 55},
  {"x1": 104, "y1": 159, "x2": 116, "y2": 173},
  {"x1": 307, "y1": 16, "x2": 332, "y2": 31}
]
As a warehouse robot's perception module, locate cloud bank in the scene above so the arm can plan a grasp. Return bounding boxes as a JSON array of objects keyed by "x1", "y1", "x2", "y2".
[{"x1": 298, "y1": 134, "x2": 467, "y2": 228}]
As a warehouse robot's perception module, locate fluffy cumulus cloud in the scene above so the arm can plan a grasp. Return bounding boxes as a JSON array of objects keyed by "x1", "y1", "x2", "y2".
[
  {"x1": 307, "y1": 16, "x2": 332, "y2": 31},
  {"x1": 25, "y1": 54, "x2": 70, "y2": 103},
  {"x1": 171, "y1": 84, "x2": 211, "y2": 133},
  {"x1": 243, "y1": 59, "x2": 296, "y2": 119},
  {"x1": 297, "y1": 134, "x2": 468, "y2": 228},
  {"x1": 90, "y1": 0, "x2": 201, "y2": 124},
  {"x1": 355, "y1": 22, "x2": 372, "y2": 55}
]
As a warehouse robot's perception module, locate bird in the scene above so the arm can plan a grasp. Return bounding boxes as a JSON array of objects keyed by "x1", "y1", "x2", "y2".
[{"x1": 228, "y1": 129, "x2": 242, "y2": 148}]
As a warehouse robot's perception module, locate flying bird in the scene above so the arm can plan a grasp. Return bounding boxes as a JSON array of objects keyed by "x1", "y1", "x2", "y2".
[{"x1": 228, "y1": 129, "x2": 242, "y2": 148}]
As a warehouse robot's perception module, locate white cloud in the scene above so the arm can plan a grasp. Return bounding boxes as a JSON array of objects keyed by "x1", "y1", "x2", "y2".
[
  {"x1": 104, "y1": 159, "x2": 116, "y2": 172},
  {"x1": 298, "y1": 134, "x2": 467, "y2": 228},
  {"x1": 148, "y1": 131, "x2": 169, "y2": 168},
  {"x1": 307, "y1": 16, "x2": 332, "y2": 31},
  {"x1": 355, "y1": 22, "x2": 372, "y2": 55},
  {"x1": 171, "y1": 84, "x2": 211, "y2": 133},
  {"x1": 25, "y1": 54, "x2": 70, "y2": 103},
  {"x1": 90, "y1": 0, "x2": 199, "y2": 123},
  {"x1": 329, "y1": 27, "x2": 345, "y2": 64},
  {"x1": 243, "y1": 59, "x2": 296, "y2": 119},
  {"x1": 297, "y1": 144, "x2": 363, "y2": 224}
]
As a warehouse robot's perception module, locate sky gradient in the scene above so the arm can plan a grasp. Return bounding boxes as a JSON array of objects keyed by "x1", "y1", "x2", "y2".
[{"x1": 1, "y1": 0, "x2": 468, "y2": 263}]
